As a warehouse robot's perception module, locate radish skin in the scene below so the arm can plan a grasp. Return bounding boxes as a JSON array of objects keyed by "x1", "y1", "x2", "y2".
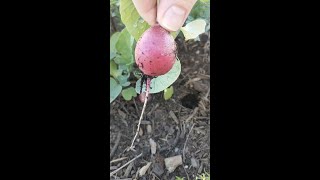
[{"x1": 135, "y1": 24, "x2": 177, "y2": 76}]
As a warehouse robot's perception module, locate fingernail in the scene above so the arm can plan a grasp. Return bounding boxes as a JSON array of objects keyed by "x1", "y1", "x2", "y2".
[{"x1": 161, "y1": 5, "x2": 186, "y2": 31}]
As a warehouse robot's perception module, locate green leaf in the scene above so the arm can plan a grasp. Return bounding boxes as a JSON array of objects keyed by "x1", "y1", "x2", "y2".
[
  {"x1": 181, "y1": 19, "x2": 207, "y2": 41},
  {"x1": 189, "y1": 0, "x2": 210, "y2": 21},
  {"x1": 117, "y1": 75, "x2": 130, "y2": 86},
  {"x1": 120, "y1": 0, "x2": 150, "y2": 41},
  {"x1": 115, "y1": 28, "x2": 134, "y2": 65},
  {"x1": 110, "y1": 77, "x2": 122, "y2": 103},
  {"x1": 110, "y1": 32, "x2": 120, "y2": 60},
  {"x1": 135, "y1": 59, "x2": 181, "y2": 94},
  {"x1": 121, "y1": 81, "x2": 131, "y2": 87},
  {"x1": 121, "y1": 87, "x2": 137, "y2": 101},
  {"x1": 164, "y1": 86, "x2": 174, "y2": 100},
  {"x1": 113, "y1": 63, "x2": 131, "y2": 87},
  {"x1": 110, "y1": 60, "x2": 120, "y2": 78}
]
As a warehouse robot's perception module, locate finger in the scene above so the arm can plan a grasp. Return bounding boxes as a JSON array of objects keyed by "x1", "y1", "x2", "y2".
[
  {"x1": 132, "y1": 0, "x2": 157, "y2": 26},
  {"x1": 157, "y1": 0, "x2": 197, "y2": 31}
]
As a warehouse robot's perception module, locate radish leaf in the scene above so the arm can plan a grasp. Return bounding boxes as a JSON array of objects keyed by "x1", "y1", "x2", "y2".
[
  {"x1": 164, "y1": 86, "x2": 174, "y2": 100},
  {"x1": 110, "y1": 77, "x2": 122, "y2": 103},
  {"x1": 135, "y1": 59, "x2": 181, "y2": 94},
  {"x1": 122, "y1": 87, "x2": 137, "y2": 101},
  {"x1": 120, "y1": 0, "x2": 150, "y2": 41},
  {"x1": 181, "y1": 19, "x2": 206, "y2": 41},
  {"x1": 110, "y1": 32, "x2": 120, "y2": 60},
  {"x1": 115, "y1": 28, "x2": 134, "y2": 65}
]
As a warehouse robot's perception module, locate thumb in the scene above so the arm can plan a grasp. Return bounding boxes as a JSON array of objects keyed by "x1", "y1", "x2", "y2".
[{"x1": 157, "y1": 0, "x2": 197, "y2": 32}]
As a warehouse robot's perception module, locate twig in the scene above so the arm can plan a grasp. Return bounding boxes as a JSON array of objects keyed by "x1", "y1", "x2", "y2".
[
  {"x1": 195, "y1": 116, "x2": 210, "y2": 120},
  {"x1": 110, "y1": 157, "x2": 128, "y2": 164},
  {"x1": 130, "y1": 78, "x2": 151, "y2": 150},
  {"x1": 183, "y1": 123, "x2": 195, "y2": 162},
  {"x1": 199, "y1": 100, "x2": 206, "y2": 111},
  {"x1": 110, "y1": 153, "x2": 143, "y2": 177},
  {"x1": 110, "y1": 132, "x2": 121, "y2": 159},
  {"x1": 185, "y1": 107, "x2": 199, "y2": 123},
  {"x1": 203, "y1": 88, "x2": 210, "y2": 102}
]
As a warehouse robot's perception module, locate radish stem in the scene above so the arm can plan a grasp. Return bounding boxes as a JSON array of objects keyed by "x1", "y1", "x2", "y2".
[{"x1": 130, "y1": 78, "x2": 151, "y2": 149}]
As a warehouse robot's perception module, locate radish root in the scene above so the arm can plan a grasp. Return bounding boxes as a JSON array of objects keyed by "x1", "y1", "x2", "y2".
[{"x1": 130, "y1": 78, "x2": 151, "y2": 150}]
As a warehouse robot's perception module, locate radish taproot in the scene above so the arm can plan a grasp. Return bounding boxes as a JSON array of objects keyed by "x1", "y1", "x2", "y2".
[
  {"x1": 138, "y1": 92, "x2": 152, "y2": 103},
  {"x1": 135, "y1": 24, "x2": 177, "y2": 77}
]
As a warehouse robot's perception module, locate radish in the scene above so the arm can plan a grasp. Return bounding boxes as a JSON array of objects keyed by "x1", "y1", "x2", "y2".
[
  {"x1": 135, "y1": 24, "x2": 177, "y2": 77},
  {"x1": 130, "y1": 24, "x2": 177, "y2": 150}
]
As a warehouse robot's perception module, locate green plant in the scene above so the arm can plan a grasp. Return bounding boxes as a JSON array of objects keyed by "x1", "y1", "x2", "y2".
[
  {"x1": 110, "y1": 0, "x2": 210, "y2": 103},
  {"x1": 196, "y1": 172, "x2": 210, "y2": 180},
  {"x1": 175, "y1": 176, "x2": 185, "y2": 180}
]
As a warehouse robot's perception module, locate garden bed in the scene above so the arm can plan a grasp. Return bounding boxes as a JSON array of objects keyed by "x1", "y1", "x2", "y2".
[{"x1": 108, "y1": 32, "x2": 211, "y2": 180}]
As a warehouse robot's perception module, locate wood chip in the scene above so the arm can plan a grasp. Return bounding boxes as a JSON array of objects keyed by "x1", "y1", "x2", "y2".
[
  {"x1": 197, "y1": 74, "x2": 210, "y2": 80},
  {"x1": 164, "y1": 155, "x2": 182, "y2": 173},
  {"x1": 118, "y1": 109, "x2": 126, "y2": 119},
  {"x1": 169, "y1": 111, "x2": 179, "y2": 124},
  {"x1": 139, "y1": 127, "x2": 143, "y2": 136},
  {"x1": 193, "y1": 81, "x2": 208, "y2": 93},
  {"x1": 149, "y1": 138, "x2": 157, "y2": 155},
  {"x1": 139, "y1": 162, "x2": 152, "y2": 177},
  {"x1": 191, "y1": 157, "x2": 199, "y2": 168},
  {"x1": 185, "y1": 107, "x2": 199, "y2": 123},
  {"x1": 134, "y1": 120, "x2": 151, "y2": 125},
  {"x1": 110, "y1": 166, "x2": 118, "y2": 170},
  {"x1": 147, "y1": 124, "x2": 152, "y2": 134},
  {"x1": 124, "y1": 162, "x2": 133, "y2": 178},
  {"x1": 185, "y1": 77, "x2": 202, "y2": 86}
]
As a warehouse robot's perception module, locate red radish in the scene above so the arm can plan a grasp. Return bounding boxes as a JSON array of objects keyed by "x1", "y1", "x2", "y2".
[
  {"x1": 130, "y1": 24, "x2": 177, "y2": 150},
  {"x1": 135, "y1": 24, "x2": 177, "y2": 77}
]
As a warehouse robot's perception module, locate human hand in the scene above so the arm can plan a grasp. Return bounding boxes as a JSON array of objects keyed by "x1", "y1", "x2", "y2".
[{"x1": 132, "y1": 0, "x2": 197, "y2": 32}]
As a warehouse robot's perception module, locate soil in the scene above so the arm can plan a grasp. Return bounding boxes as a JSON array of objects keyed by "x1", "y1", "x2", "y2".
[{"x1": 108, "y1": 32, "x2": 211, "y2": 180}]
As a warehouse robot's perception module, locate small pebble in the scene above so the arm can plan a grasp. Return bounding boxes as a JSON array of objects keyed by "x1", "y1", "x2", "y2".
[{"x1": 174, "y1": 147, "x2": 179, "y2": 152}]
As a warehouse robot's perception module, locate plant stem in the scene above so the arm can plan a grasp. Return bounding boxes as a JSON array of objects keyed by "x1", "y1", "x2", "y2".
[
  {"x1": 109, "y1": 153, "x2": 143, "y2": 177},
  {"x1": 130, "y1": 78, "x2": 151, "y2": 149}
]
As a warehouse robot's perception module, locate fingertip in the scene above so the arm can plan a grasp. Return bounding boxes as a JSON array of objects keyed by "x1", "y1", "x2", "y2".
[{"x1": 157, "y1": 5, "x2": 187, "y2": 32}]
